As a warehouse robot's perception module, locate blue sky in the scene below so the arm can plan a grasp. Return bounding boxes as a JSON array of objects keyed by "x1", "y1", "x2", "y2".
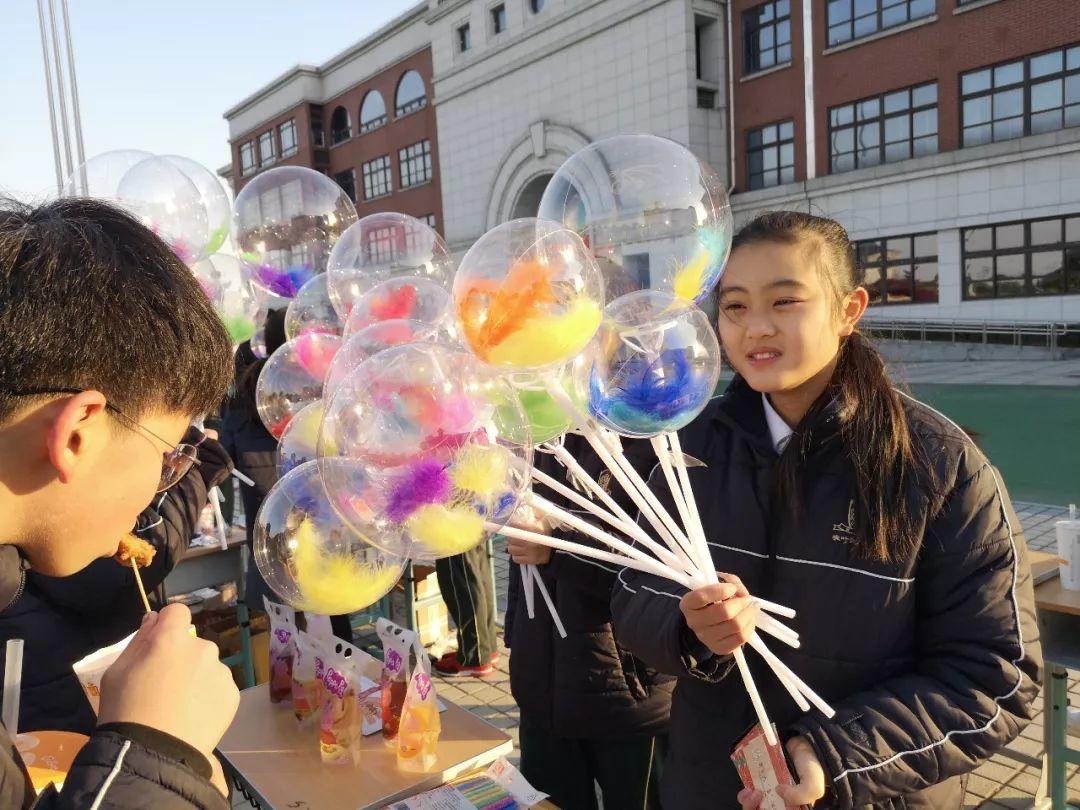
[{"x1": 1, "y1": 1, "x2": 418, "y2": 202}]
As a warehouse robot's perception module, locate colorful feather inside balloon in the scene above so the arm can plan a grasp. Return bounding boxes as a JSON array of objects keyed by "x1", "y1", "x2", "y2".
[
  {"x1": 589, "y1": 350, "x2": 713, "y2": 435},
  {"x1": 386, "y1": 459, "x2": 451, "y2": 523}
]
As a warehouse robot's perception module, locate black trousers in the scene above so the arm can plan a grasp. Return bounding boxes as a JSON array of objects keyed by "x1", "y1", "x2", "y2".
[
  {"x1": 434, "y1": 543, "x2": 497, "y2": 666},
  {"x1": 518, "y1": 713, "x2": 667, "y2": 810}
]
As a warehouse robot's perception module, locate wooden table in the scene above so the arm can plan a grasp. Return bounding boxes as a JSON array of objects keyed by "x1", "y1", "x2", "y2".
[
  {"x1": 1032, "y1": 551, "x2": 1080, "y2": 809},
  {"x1": 218, "y1": 684, "x2": 514, "y2": 809}
]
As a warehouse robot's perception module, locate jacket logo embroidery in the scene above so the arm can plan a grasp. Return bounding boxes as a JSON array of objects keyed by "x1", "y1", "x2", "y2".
[
  {"x1": 597, "y1": 470, "x2": 612, "y2": 495},
  {"x1": 832, "y1": 499, "x2": 856, "y2": 544}
]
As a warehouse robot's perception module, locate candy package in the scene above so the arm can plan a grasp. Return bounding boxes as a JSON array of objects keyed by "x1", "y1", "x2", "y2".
[
  {"x1": 397, "y1": 638, "x2": 440, "y2": 773},
  {"x1": 264, "y1": 597, "x2": 297, "y2": 704},
  {"x1": 377, "y1": 618, "x2": 416, "y2": 747},
  {"x1": 292, "y1": 630, "x2": 327, "y2": 726},
  {"x1": 318, "y1": 638, "x2": 362, "y2": 766}
]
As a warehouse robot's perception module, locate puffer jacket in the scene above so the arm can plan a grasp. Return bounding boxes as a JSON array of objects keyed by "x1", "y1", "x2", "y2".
[
  {"x1": 0, "y1": 431, "x2": 232, "y2": 734},
  {"x1": 611, "y1": 376, "x2": 1042, "y2": 809},
  {"x1": 506, "y1": 434, "x2": 674, "y2": 738}
]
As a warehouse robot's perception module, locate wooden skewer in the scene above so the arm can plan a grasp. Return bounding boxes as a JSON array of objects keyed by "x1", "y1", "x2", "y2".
[{"x1": 131, "y1": 559, "x2": 152, "y2": 615}]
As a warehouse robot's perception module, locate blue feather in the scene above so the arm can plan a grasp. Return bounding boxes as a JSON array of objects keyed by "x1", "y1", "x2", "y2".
[{"x1": 589, "y1": 350, "x2": 712, "y2": 435}]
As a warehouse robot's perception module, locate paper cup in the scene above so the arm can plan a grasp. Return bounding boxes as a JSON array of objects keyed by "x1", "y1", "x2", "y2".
[
  {"x1": 16, "y1": 731, "x2": 89, "y2": 792},
  {"x1": 71, "y1": 633, "x2": 137, "y2": 714},
  {"x1": 1056, "y1": 519, "x2": 1080, "y2": 591}
]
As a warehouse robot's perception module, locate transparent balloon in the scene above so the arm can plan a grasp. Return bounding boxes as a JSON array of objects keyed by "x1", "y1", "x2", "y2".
[
  {"x1": 61, "y1": 149, "x2": 153, "y2": 198},
  {"x1": 190, "y1": 257, "x2": 224, "y2": 307},
  {"x1": 326, "y1": 212, "x2": 453, "y2": 319},
  {"x1": 277, "y1": 401, "x2": 325, "y2": 477},
  {"x1": 579, "y1": 291, "x2": 721, "y2": 438},
  {"x1": 256, "y1": 333, "x2": 342, "y2": 439},
  {"x1": 453, "y1": 218, "x2": 604, "y2": 372},
  {"x1": 163, "y1": 155, "x2": 232, "y2": 256},
  {"x1": 253, "y1": 460, "x2": 406, "y2": 615},
  {"x1": 319, "y1": 343, "x2": 533, "y2": 561},
  {"x1": 117, "y1": 156, "x2": 210, "y2": 264},
  {"x1": 285, "y1": 274, "x2": 343, "y2": 339},
  {"x1": 206, "y1": 253, "x2": 260, "y2": 344},
  {"x1": 502, "y1": 364, "x2": 584, "y2": 446},
  {"x1": 344, "y1": 276, "x2": 450, "y2": 339},
  {"x1": 538, "y1": 134, "x2": 733, "y2": 306},
  {"x1": 233, "y1": 166, "x2": 358, "y2": 299},
  {"x1": 324, "y1": 318, "x2": 441, "y2": 400}
]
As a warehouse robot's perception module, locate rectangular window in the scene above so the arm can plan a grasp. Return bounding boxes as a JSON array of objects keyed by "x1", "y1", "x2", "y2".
[
  {"x1": 239, "y1": 141, "x2": 256, "y2": 176},
  {"x1": 362, "y1": 155, "x2": 393, "y2": 200},
  {"x1": 334, "y1": 169, "x2": 356, "y2": 203},
  {"x1": 829, "y1": 82, "x2": 937, "y2": 173},
  {"x1": 279, "y1": 120, "x2": 298, "y2": 157},
  {"x1": 398, "y1": 140, "x2": 433, "y2": 189},
  {"x1": 854, "y1": 232, "x2": 938, "y2": 306},
  {"x1": 491, "y1": 4, "x2": 506, "y2": 34},
  {"x1": 458, "y1": 22, "x2": 471, "y2": 53},
  {"x1": 961, "y1": 44, "x2": 1080, "y2": 147},
  {"x1": 311, "y1": 120, "x2": 325, "y2": 148},
  {"x1": 826, "y1": 0, "x2": 935, "y2": 48},
  {"x1": 747, "y1": 120, "x2": 795, "y2": 190},
  {"x1": 743, "y1": 0, "x2": 791, "y2": 75},
  {"x1": 365, "y1": 225, "x2": 397, "y2": 264},
  {"x1": 962, "y1": 214, "x2": 1080, "y2": 299},
  {"x1": 258, "y1": 131, "x2": 276, "y2": 167},
  {"x1": 421, "y1": 214, "x2": 438, "y2": 233}
]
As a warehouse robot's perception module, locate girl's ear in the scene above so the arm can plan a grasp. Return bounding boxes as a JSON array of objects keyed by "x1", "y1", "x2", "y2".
[{"x1": 838, "y1": 287, "x2": 869, "y2": 337}]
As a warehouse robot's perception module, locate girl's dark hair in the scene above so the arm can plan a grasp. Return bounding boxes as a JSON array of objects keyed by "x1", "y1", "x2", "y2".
[
  {"x1": 231, "y1": 308, "x2": 287, "y2": 421},
  {"x1": 731, "y1": 211, "x2": 935, "y2": 563}
]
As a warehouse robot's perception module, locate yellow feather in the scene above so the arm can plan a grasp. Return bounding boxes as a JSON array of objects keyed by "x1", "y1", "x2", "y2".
[
  {"x1": 488, "y1": 295, "x2": 601, "y2": 368},
  {"x1": 449, "y1": 445, "x2": 510, "y2": 498},
  {"x1": 290, "y1": 519, "x2": 401, "y2": 615},
  {"x1": 408, "y1": 503, "x2": 485, "y2": 556},
  {"x1": 672, "y1": 247, "x2": 710, "y2": 302}
]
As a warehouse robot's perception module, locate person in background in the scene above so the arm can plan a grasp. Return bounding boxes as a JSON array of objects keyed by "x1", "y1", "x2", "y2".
[{"x1": 0, "y1": 197, "x2": 240, "y2": 807}]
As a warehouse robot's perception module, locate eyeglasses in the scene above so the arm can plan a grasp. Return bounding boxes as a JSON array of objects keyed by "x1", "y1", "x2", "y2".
[{"x1": 6, "y1": 387, "x2": 202, "y2": 492}]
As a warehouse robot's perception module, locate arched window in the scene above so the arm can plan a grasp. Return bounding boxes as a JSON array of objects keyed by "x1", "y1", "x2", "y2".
[
  {"x1": 330, "y1": 106, "x2": 351, "y2": 145},
  {"x1": 359, "y1": 91, "x2": 387, "y2": 134},
  {"x1": 395, "y1": 70, "x2": 427, "y2": 116}
]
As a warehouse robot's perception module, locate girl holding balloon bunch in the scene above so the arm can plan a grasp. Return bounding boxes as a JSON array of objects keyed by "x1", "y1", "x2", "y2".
[{"x1": 606, "y1": 211, "x2": 1042, "y2": 809}]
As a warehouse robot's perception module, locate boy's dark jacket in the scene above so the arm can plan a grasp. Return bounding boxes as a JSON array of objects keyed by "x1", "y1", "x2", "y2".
[{"x1": 611, "y1": 376, "x2": 1042, "y2": 809}]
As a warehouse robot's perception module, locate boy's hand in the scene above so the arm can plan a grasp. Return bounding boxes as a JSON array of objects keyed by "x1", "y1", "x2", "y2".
[
  {"x1": 98, "y1": 603, "x2": 239, "y2": 762},
  {"x1": 736, "y1": 736, "x2": 827, "y2": 808},
  {"x1": 679, "y1": 577, "x2": 759, "y2": 656},
  {"x1": 507, "y1": 536, "x2": 553, "y2": 566}
]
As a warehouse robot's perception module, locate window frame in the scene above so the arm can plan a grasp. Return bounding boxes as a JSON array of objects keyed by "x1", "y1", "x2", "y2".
[
  {"x1": 491, "y1": 3, "x2": 507, "y2": 35},
  {"x1": 742, "y1": 0, "x2": 792, "y2": 76},
  {"x1": 278, "y1": 120, "x2": 298, "y2": 158},
  {"x1": 361, "y1": 155, "x2": 394, "y2": 201},
  {"x1": 960, "y1": 43, "x2": 1080, "y2": 147},
  {"x1": 398, "y1": 140, "x2": 433, "y2": 189},
  {"x1": 826, "y1": 0, "x2": 936, "y2": 48},
  {"x1": 828, "y1": 81, "x2": 938, "y2": 173},
  {"x1": 854, "y1": 231, "x2": 939, "y2": 306},
  {"x1": 746, "y1": 120, "x2": 796, "y2": 190},
  {"x1": 359, "y1": 91, "x2": 388, "y2": 134},
  {"x1": 330, "y1": 106, "x2": 351, "y2": 145},
  {"x1": 395, "y1": 71, "x2": 428, "y2": 117},
  {"x1": 258, "y1": 131, "x2": 277, "y2": 167},
  {"x1": 334, "y1": 168, "x2": 357, "y2": 203},
  {"x1": 239, "y1": 141, "x2": 256, "y2": 176},
  {"x1": 961, "y1": 215, "x2": 1080, "y2": 299},
  {"x1": 457, "y1": 22, "x2": 472, "y2": 53}
]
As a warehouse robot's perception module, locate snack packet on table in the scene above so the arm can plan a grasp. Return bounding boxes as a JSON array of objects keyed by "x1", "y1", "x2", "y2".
[
  {"x1": 396, "y1": 638, "x2": 440, "y2": 773},
  {"x1": 291, "y1": 630, "x2": 327, "y2": 726},
  {"x1": 264, "y1": 597, "x2": 297, "y2": 704},
  {"x1": 377, "y1": 618, "x2": 416, "y2": 747},
  {"x1": 318, "y1": 638, "x2": 362, "y2": 766}
]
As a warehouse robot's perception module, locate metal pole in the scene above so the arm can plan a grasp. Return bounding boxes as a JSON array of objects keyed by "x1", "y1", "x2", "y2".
[
  {"x1": 36, "y1": 0, "x2": 64, "y2": 194},
  {"x1": 47, "y1": 0, "x2": 75, "y2": 181},
  {"x1": 59, "y1": 0, "x2": 86, "y2": 170}
]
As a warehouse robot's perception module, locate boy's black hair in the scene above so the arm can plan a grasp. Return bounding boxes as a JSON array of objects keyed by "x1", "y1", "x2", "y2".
[{"x1": 0, "y1": 197, "x2": 234, "y2": 423}]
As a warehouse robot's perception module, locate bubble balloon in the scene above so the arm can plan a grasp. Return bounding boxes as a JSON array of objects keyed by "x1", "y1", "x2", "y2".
[
  {"x1": 319, "y1": 343, "x2": 533, "y2": 561},
  {"x1": 327, "y1": 212, "x2": 453, "y2": 319},
  {"x1": 190, "y1": 257, "x2": 224, "y2": 306},
  {"x1": 285, "y1": 274, "x2": 343, "y2": 339},
  {"x1": 538, "y1": 134, "x2": 733, "y2": 306},
  {"x1": 256, "y1": 333, "x2": 342, "y2": 438},
  {"x1": 453, "y1": 218, "x2": 604, "y2": 371},
  {"x1": 253, "y1": 460, "x2": 406, "y2": 615},
  {"x1": 203, "y1": 253, "x2": 260, "y2": 344},
  {"x1": 277, "y1": 401, "x2": 326, "y2": 477},
  {"x1": 163, "y1": 155, "x2": 232, "y2": 256},
  {"x1": 344, "y1": 277, "x2": 450, "y2": 338},
  {"x1": 61, "y1": 149, "x2": 153, "y2": 198},
  {"x1": 117, "y1": 156, "x2": 210, "y2": 263},
  {"x1": 233, "y1": 166, "x2": 357, "y2": 299},
  {"x1": 324, "y1": 318, "x2": 441, "y2": 399},
  {"x1": 580, "y1": 291, "x2": 720, "y2": 438}
]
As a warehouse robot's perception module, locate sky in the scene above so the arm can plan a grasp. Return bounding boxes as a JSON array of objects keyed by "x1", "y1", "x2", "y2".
[{"x1": 0, "y1": 0, "x2": 419, "y2": 203}]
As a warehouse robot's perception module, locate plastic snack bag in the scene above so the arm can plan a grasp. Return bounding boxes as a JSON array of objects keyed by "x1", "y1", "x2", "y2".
[
  {"x1": 264, "y1": 597, "x2": 298, "y2": 704},
  {"x1": 396, "y1": 639, "x2": 440, "y2": 772},
  {"x1": 377, "y1": 618, "x2": 416, "y2": 747},
  {"x1": 292, "y1": 630, "x2": 327, "y2": 725},
  {"x1": 318, "y1": 639, "x2": 362, "y2": 766}
]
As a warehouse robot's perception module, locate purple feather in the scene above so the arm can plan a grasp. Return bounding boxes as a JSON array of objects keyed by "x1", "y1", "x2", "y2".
[{"x1": 386, "y1": 459, "x2": 451, "y2": 523}]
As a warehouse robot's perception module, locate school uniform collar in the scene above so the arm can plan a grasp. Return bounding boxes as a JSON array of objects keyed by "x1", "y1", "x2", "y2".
[
  {"x1": 761, "y1": 394, "x2": 795, "y2": 455},
  {"x1": 0, "y1": 545, "x2": 28, "y2": 614}
]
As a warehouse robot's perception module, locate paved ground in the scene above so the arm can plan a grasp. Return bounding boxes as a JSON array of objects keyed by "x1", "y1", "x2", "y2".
[{"x1": 431, "y1": 503, "x2": 1079, "y2": 808}]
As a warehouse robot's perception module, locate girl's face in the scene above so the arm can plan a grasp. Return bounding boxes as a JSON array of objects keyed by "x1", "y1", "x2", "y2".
[{"x1": 717, "y1": 239, "x2": 866, "y2": 397}]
